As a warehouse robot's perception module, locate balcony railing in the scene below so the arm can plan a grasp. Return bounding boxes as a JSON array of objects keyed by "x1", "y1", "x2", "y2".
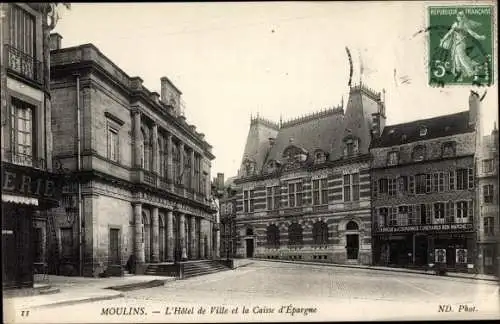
[
  {"x1": 1, "y1": 149, "x2": 46, "y2": 170},
  {"x1": 5, "y1": 45, "x2": 43, "y2": 84},
  {"x1": 158, "y1": 177, "x2": 170, "y2": 190},
  {"x1": 143, "y1": 170, "x2": 157, "y2": 187}
]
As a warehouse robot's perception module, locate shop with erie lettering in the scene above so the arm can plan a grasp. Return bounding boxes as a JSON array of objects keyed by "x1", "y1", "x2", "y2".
[{"x1": 2, "y1": 163, "x2": 63, "y2": 289}]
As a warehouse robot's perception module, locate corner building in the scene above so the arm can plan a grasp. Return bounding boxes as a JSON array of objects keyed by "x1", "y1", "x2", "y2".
[
  {"x1": 370, "y1": 91, "x2": 480, "y2": 272},
  {"x1": 233, "y1": 84, "x2": 386, "y2": 264},
  {"x1": 49, "y1": 36, "x2": 216, "y2": 276},
  {"x1": 1, "y1": 3, "x2": 64, "y2": 288}
]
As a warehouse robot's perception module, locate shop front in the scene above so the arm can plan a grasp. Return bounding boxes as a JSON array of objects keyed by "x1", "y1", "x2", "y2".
[
  {"x1": 1, "y1": 162, "x2": 62, "y2": 289},
  {"x1": 373, "y1": 223, "x2": 475, "y2": 272}
]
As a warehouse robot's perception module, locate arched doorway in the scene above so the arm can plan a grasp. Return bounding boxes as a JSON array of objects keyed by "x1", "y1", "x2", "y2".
[
  {"x1": 245, "y1": 227, "x2": 254, "y2": 258},
  {"x1": 345, "y1": 221, "x2": 359, "y2": 260}
]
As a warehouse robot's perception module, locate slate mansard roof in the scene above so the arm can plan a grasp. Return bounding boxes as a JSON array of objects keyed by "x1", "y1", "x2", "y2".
[{"x1": 371, "y1": 111, "x2": 474, "y2": 148}]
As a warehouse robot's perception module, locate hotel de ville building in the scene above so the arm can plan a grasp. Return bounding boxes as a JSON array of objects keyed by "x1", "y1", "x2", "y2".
[{"x1": 232, "y1": 83, "x2": 386, "y2": 264}]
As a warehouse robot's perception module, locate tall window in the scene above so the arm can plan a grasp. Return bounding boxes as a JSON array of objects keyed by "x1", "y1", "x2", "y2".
[
  {"x1": 267, "y1": 185, "x2": 281, "y2": 210},
  {"x1": 378, "y1": 178, "x2": 388, "y2": 194},
  {"x1": 389, "y1": 207, "x2": 397, "y2": 226},
  {"x1": 194, "y1": 155, "x2": 200, "y2": 192},
  {"x1": 343, "y1": 173, "x2": 360, "y2": 201},
  {"x1": 456, "y1": 168, "x2": 474, "y2": 190},
  {"x1": 415, "y1": 174, "x2": 426, "y2": 194},
  {"x1": 288, "y1": 182, "x2": 303, "y2": 207},
  {"x1": 243, "y1": 189, "x2": 255, "y2": 213},
  {"x1": 266, "y1": 224, "x2": 280, "y2": 248},
  {"x1": 172, "y1": 143, "x2": 180, "y2": 184},
  {"x1": 107, "y1": 125, "x2": 119, "y2": 162},
  {"x1": 398, "y1": 176, "x2": 408, "y2": 194},
  {"x1": 158, "y1": 138, "x2": 165, "y2": 178},
  {"x1": 483, "y1": 184, "x2": 494, "y2": 203},
  {"x1": 482, "y1": 159, "x2": 493, "y2": 173},
  {"x1": 288, "y1": 223, "x2": 303, "y2": 246},
  {"x1": 10, "y1": 98, "x2": 33, "y2": 165},
  {"x1": 397, "y1": 206, "x2": 409, "y2": 226},
  {"x1": 184, "y1": 149, "x2": 191, "y2": 188},
  {"x1": 312, "y1": 221, "x2": 328, "y2": 245},
  {"x1": 408, "y1": 205, "x2": 416, "y2": 225},
  {"x1": 484, "y1": 217, "x2": 495, "y2": 236},
  {"x1": 456, "y1": 201, "x2": 472, "y2": 220},
  {"x1": 434, "y1": 202, "x2": 445, "y2": 221},
  {"x1": 312, "y1": 178, "x2": 329, "y2": 205},
  {"x1": 432, "y1": 172, "x2": 444, "y2": 192},
  {"x1": 9, "y1": 5, "x2": 36, "y2": 80},
  {"x1": 141, "y1": 128, "x2": 152, "y2": 171},
  {"x1": 445, "y1": 201, "x2": 455, "y2": 223},
  {"x1": 388, "y1": 178, "x2": 397, "y2": 196}
]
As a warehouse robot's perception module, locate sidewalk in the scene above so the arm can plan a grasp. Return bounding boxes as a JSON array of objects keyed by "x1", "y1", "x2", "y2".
[
  {"x1": 3, "y1": 275, "x2": 176, "y2": 310},
  {"x1": 254, "y1": 258, "x2": 499, "y2": 282}
]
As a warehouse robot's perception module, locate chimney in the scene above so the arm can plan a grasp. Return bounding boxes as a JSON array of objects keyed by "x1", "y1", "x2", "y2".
[
  {"x1": 160, "y1": 77, "x2": 168, "y2": 103},
  {"x1": 469, "y1": 90, "x2": 480, "y2": 127},
  {"x1": 49, "y1": 33, "x2": 63, "y2": 51}
]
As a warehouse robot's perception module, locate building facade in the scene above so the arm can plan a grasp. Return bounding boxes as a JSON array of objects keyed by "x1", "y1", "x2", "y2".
[
  {"x1": 1, "y1": 3, "x2": 63, "y2": 288},
  {"x1": 217, "y1": 175, "x2": 237, "y2": 259},
  {"x1": 233, "y1": 84, "x2": 386, "y2": 265},
  {"x1": 476, "y1": 124, "x2": 499, "y2": 275},
  {"x1": 49, "y1": 37, "x2": 216, "y2": 276},
  {"x1": 370, "y1": 91, "x2": 480, "y2": 272}
]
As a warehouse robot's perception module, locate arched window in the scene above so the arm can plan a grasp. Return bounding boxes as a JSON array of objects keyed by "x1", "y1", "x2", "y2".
[
  {"x1": 172, "y1": 143, "x2": 180, "y2": 184},
  {"x1": 184, "y1": 148, "x2": 191, "y2": 188},
  {"x1": 246, "y1": 228, "x2": 254, "y2": 236},
  {"x1": 312, "y1": 221, "x2": 328, "y2": 245},
  {"x1": 288, "y1": 223, "x2": 303, "y2": 246},
  {"x1": 346, "y1": 221, "x2": 359, "y2": 231},
  {"x1": 266, "y1": 224, "x2": 280, "y2": 248},
  {"x1": 141, "y1": 127, "x2": 152, "y2": 171},
  {"x1": 158, "y1": 137, "x2": 165, "y2": 178}
]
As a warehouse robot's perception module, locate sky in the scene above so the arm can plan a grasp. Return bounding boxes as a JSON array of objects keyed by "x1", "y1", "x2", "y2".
[{"x1": 54, "y1": 1, "x2": 498, "y2": 178}]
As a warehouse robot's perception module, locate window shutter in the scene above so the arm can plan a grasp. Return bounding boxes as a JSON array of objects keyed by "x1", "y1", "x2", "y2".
[
  {"x1": 373, "y1": 180, "x2": 378, "y2": 198},
  {"x1": 468, "y1": 168, "x2": 474, "y2": 189},
  {"x1": 426, "y1": 174, "x2": 432, "y2": 193},
  {"x1": 468, "y1": 200, "x2": 473, "y2": 221},
  {"x1": 426, "y1": 203, "x2": 432, "y2": 224},
  {"x1": 409, "y1": 176, "x2": 415, "y2": 194}
]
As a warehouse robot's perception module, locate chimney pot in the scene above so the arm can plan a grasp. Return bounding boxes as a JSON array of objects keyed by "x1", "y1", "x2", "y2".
[
  {"x1": 49, "y1": 33, "x2": 63, "y2": 51},
  {"x1": 160, "y1": 77, "x2": 168, "y2": 103}
]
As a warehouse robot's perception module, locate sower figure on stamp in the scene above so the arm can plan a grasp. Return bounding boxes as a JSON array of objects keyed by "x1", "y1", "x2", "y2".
[{"x1": 439, "y1": 10, "x2": 486, "y2": 81}]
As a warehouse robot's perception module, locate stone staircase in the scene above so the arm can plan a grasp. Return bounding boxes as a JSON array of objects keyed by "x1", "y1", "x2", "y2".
[
  {"x1": 181, "y1": 260, "x2": 231, "y2": 279},
  {"x1": 143, "y1": 260, "x2": 231, "y2": 279}
]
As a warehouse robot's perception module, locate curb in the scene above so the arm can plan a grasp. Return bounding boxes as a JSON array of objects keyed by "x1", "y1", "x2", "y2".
[
  {"x1": 254, "y1": 258, "x2": 499, "y2": 283},
  {"x1": 106, "y1": 279, "x2": 174, "y2": 291},
  {"x1": 32, "y1": 292, "x2": 125, "y2": 309}
]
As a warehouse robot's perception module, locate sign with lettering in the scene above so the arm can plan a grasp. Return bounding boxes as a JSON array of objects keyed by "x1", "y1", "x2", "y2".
[
  {"x1": 376, "y1": 223, "x2": 474, "y2": 233},
  {"x1": 2, "y1": 163, "x2": 63, "y2": 200}
]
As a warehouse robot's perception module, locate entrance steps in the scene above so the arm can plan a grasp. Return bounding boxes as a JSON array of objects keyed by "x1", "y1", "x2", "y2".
[{"x1": 143, "y1": 260, "x2": 231, "y2": 279}]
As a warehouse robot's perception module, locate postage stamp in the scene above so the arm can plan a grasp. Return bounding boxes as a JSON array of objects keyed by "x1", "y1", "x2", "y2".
[{"x1": 428, "y1": 6, "x2": 494, "y2": 86}]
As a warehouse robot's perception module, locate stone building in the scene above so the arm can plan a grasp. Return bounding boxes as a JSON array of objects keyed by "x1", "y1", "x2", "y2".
[
  {"x1": 49, "y1": 36, "x2": 216, "y2": 276},
  {"x1": 217, "y1": 175, "x2": 238, "y2": 259},
  {"x1": 1, "y1": 3, "x2": 64, "y2": 288},
  {"x1": 370, "y1": 91, "x2": 480, "y2": 272},
  {"x1": 232, "y1": 84, "x2": 386, "y2": 265},
  {"x1": 476, "y1": 124, "x2": 499, "y2": 275}
]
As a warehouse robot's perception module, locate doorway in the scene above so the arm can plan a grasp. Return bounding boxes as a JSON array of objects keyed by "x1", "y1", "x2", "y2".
[
  {"x1": 346, "y1": 234, "x2": 359, "y2": 260},
  {"x1": 109, "y1": 228, "x2": 120, "y2": 265},
  {"x1": 414, "y1": 235, "x2": 428, "y2": 266},
  {"x1": 246, "y1": 239, "x2": 254, "y2": 258}
]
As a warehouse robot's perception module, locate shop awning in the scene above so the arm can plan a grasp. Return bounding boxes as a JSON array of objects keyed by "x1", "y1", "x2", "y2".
[{"x1": 2, "y1": 194, "x2": 38, "y2": 206}]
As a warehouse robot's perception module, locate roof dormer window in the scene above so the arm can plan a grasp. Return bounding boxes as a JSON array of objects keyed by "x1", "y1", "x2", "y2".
[
  {"x1": 343, "y1": 137, "x2": 359, "y2": 157},
  {"x1": 413, "y1": 145, "x2": 426, "y2": 162},
  {"x1": 314, "y1": 150, "x2": 327, "y2": 164},
  {"x1": 419, "y1": 126, "x2": 427, "y2": 137}
]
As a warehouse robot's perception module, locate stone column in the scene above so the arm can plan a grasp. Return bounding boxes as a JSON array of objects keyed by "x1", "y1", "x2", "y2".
[
  {"x1": 166, "y1": 133, "x2": 173, "y2": 190},
  {"x1": 190, "y1": 216, "x2": 196, "y2": 259},
  {"x1": 134, "y1": 203, "x2": 145, "y2": 263},
  {"x1": 166, "y1": 210, "x2": 174, "y2": 262},
  {"x1": 132, "y1": 110, "x2": 142, "y2": 168},
  {"x1": 179, "y1": 213, "x2": 187, "y2": 260},
  {"x1": 190, "y1": 150, "x2": 195, "y2": 191},
  {"x1": 151, "y1": 207, "x2": 159, "y2": 263},
  {"x1": 152, "y1": 123, "x2": 158, "y2": 174},
  {"x1": 200, "y1": 234, "x2": 206, "y2": 259}
]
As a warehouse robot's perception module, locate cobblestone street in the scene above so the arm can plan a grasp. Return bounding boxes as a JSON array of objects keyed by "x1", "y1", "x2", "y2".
[{"x1": 13, "y1": 261, "x2": 499, "y2": 322}]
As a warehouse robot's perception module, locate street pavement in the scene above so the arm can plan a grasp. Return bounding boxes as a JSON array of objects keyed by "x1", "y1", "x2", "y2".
[{"x1": 6, "y1": 260, "x2": 499, "y2": 323}]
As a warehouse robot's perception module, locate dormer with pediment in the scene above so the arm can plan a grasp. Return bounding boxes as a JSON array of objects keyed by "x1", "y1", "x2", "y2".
[
  {"x1": 313, "y1": 149, "x2": 328, "y2": 164},
  {"x1": 342, "y1": 133, "x2": 360, "y2": 158},
  {"x1": 242, "y1": 156, "x2": 257, "y2": 177},
  {"x1": 264, "y1": 159, "x2": 282, "y2": 174}
]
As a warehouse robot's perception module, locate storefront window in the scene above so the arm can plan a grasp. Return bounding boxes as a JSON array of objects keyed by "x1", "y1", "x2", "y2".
[{"x1": 456, "y1": 249, "x2": 467, "y2": 264}]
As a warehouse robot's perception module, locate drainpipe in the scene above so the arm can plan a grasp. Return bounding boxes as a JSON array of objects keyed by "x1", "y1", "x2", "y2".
[{"x1": 75, "y1": 73, "x2": 83, "y2": 276}]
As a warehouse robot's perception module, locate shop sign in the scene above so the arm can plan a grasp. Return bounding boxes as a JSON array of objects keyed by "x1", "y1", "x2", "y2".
[
  {"x1": 376, "y1": 223, "x2": 473, "y2": 233},
  {"x1": 2, "y1": 165, "x2": 63, "y2": 199}
]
